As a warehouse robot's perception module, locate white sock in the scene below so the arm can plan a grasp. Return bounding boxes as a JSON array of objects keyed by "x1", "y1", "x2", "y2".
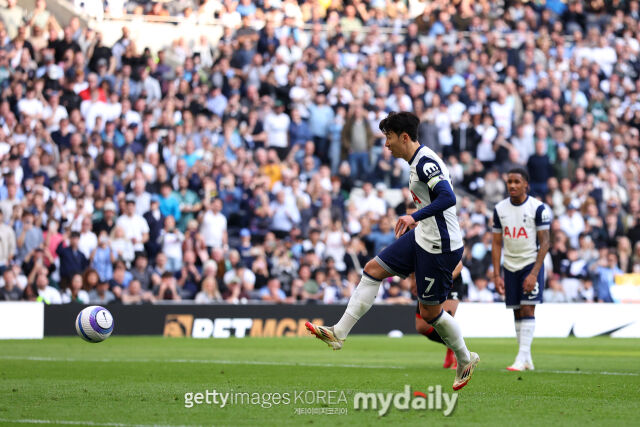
[
  {"x1": 514, "y1": 319, "x2": 522, "y2": 360},
  {"x1": 333, "y1": 274, "x2": 381, "y2": 340},
  {"x1": 431, "y1": 310, "x2": 471, "y2": 366},
  {"x1": 519, "y1": 318, "x2": 535, "y2": 361}
]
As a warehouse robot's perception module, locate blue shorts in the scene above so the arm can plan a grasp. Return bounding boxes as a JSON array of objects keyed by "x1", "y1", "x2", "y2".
[
  {"x1": 504, "y1": 263, "x2": 544, "y2": 309},
  {"x1": 375, "y1": 229, "x2": 463, "y2": 305}
]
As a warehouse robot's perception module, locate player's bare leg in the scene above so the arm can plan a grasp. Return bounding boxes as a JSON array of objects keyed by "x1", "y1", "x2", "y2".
[
  {"x1": 419, "y1": 302, "x2": 479, "y2": 390},
  {"x1": 507, "y1": 305, "x2": 536, "y2": 371},
  {"x1": 305, "y1": 259, "x2": 390, "y2": 350}
]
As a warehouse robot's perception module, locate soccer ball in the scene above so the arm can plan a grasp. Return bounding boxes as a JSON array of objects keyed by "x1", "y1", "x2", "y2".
[{"x1": 75, "y1": 306, "x2": 114, "y2": 343}]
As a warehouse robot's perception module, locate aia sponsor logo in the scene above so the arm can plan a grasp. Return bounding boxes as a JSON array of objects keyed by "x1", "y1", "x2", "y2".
[
  {"x1": 411, "y1": 190, "x2": 422, "y2": 204},
  {"x1": 504, "y1": 226, "x2": 528, "y2": 239}
]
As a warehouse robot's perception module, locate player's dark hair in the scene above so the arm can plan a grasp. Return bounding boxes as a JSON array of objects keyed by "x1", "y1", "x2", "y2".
[
  {"x1": 507, "y1": 167, "x2": 529, "y2": 182},
  {"x1": 378, "y1": 111, "x2": 420, "y2": 141}
]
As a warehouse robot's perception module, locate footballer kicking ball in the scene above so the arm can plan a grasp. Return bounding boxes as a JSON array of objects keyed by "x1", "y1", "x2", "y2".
[{"x1": 75, "y1": 306, "x2": 114, "y2": 343}]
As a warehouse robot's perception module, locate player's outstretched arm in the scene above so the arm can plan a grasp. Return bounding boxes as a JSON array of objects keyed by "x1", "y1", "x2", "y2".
[
  {"x1": 396, "y1": 180, "x2": 455, "y2": 237},
  {"x1": 410, "y1": 180, "x2": 456, "y2": 221}
]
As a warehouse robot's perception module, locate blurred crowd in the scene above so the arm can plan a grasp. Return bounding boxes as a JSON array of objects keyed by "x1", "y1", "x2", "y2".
[{"x1": 0, "y1": 0, "x2": 639, "y2": 306}]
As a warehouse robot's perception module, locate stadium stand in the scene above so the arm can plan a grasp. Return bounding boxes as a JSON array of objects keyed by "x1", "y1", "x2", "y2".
[{"x1": 0, "y1": 0, "x2": 638, "y2": 305}]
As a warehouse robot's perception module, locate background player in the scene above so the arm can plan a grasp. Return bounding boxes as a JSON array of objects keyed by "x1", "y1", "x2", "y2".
[
  {"x1": 492, "y1": 168, "x2": 551, "y2": 371},
  {"x1": 306, "y1": 111, "x2": 479, "y2": 390}
]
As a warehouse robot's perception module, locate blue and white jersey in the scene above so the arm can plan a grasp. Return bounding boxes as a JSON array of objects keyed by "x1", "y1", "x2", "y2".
[
  {"x1": 408, "y1": 146, "x2": 463, "y2": 254},
  {"x1": 492, "y1": 196, "x2": 552, "y2": 272}
]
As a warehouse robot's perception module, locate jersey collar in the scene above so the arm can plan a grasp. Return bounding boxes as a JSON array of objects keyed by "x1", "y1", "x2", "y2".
[
  {"x1": 409, "y1": 145, "x2": 424, "y2": 165},
  {"x1": 509, "y1": 195, "x2": 529, "y2": 206}
]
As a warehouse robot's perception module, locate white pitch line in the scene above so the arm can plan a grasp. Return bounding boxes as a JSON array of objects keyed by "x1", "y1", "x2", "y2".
[
  {"x1": 537, "y1": 369, "x2": 639, "y2": 377},
  {"x1": 489, "y1": 367, "x2": 639, "y2": 377},
  {"x1": 2, "y1": 356, "x2": 638, "y2": 376},
  {"x1": 0, "y1": 419, "x2": 192, "y2": 427},
  {"x1": 0, "y1": 355, "x2": 404, "y2": 370}
]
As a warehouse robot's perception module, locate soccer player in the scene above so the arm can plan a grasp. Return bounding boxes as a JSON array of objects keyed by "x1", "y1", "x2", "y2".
[
  {"x1": 414, "y1": 261, "x2": 465, "y2": 370},
  {"x1": 306, "y1": 112, "x2": 479, "y2": 391},
  {"x1": 491, "y1": 168, "x2": 551, "y2": 371}
]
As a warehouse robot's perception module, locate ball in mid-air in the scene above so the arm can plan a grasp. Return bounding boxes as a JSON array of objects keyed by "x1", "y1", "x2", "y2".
[{"x1": 75, "y1": 306, "x2": 114, "y2": 342}]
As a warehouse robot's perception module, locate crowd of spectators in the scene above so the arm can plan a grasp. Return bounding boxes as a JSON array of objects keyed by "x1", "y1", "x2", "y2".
[{"x1": 0, "y1": 0, "x2": 639, "y2": 306}]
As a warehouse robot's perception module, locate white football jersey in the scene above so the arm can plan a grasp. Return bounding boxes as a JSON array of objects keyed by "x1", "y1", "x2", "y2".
[
  {"x1": 492, "y1": 196, "x2": 552, "y2": 272},
  {"x1": 408, "y1": 145, "x2": 463, "y2": 254}
]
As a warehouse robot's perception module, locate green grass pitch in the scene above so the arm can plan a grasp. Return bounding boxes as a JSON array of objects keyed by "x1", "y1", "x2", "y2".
[{"x1": 0, "y1": 336, "x2": 638, "y2": 426}]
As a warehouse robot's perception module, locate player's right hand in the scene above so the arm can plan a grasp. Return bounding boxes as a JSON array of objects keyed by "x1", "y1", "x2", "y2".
[
  {"x1": 395, "y1": 215, "x2": 416, "y2": 238},
  {"x1": 494, "y1": 276, "x2": 505, "y2": 295}
]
